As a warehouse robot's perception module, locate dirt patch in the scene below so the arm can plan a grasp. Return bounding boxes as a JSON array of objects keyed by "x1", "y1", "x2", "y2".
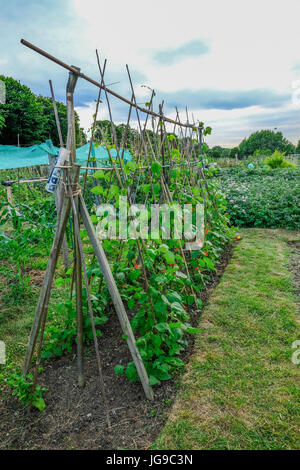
[
  {"x1": 0, "y1": 243, "x2": 234, "y2": 450},
  {"x1": 25, "y1": 268, "x2": 45, "y2": 288}
]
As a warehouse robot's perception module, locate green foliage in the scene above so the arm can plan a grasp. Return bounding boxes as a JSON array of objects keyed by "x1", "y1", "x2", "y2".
[
  {"x1": 94, "y1": 166, "x2": 233, "y2": 384},
  {"x1": 41, "y1": 301, "x2": 79, "y2": 358},
  {"x1": 230, "y1": 147, "x2": 240, "y2": 158},
  {"x1": 151, "y1": 162, "x2": 161, "y2": 175},
  {"x1": 2, "y1": 269, "x2": 32, "y2": 305},
  {"x1": 203, "y1": 126, "x2": 212, "y2": 136},
  {"x1": 42, "y1": 289, "x2": 109, "y2": 359},
  {"x1": 0, "y1": 200, "x2": 55, "y2": 259},
  {"x1": 220, "y1": 148, "x2": 231, "y2": 158},
  {"x1": 2, "y1": 369, "x2": 47, "y2": 411},
  {"x1": 239, "y1": 130, "x2": 295, "y2": 156},
  {"x1": 0, "y1": 112, "x2": 5, "y2": 132},
  {"x1": 36, "y1": 95, "x2": 86, "y2": 146},
  {"x1": 208, "y1": 146, "x2": 233, "y2": 159},
  {"x1": 0, "y1": 197, "x2": 56, "y2": 305},
  {"x1": 156, "y1": 229, "x2": 300, "y2": 450},
  {"x1": 210, "y1": 146, "x2": 222, "y2": 159},
  {"x1": 0, "y1": 116, "x2": 233, "y2": 392},
  {"x1": 94, "y1": 120, "x2": 140, "y2": 149},
  {"x1": 295, "y1": 139, "x2": 300, "y2": 154},
  {"x1": 265, "y1": 150, "x2": 296, "y2": 169},
  {"x1": 0, "y1": 76, "x2": 45, "y2": 144},
  {"x1": 216, "y1": 167, "x2": 300, "y2": 229},
  {"x1": 253, "y1": 148, "x2": 272, "y2": 157},
  {"x1": 0, "y1": 76, "x2": 85, "y2": 145},
  {"x1": 86, "y1": 135, "x2": 232, "y2": 385},
  {"x1": 114, "y1": 365, "x2": 125, "y2": 374}
]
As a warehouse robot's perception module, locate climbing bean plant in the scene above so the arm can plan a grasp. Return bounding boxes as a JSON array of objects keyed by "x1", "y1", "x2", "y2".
[{"x1": 42, "y1": 128, "x2": 233, "y2": 386}]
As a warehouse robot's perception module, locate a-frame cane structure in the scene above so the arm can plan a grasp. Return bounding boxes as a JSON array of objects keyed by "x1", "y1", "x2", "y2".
[
  {"x1": 22, "y1": 68, "x2": 154, "y2": 409},
  {"x1": 19, "y1": 38, "x2": 219, "y2": 418}
]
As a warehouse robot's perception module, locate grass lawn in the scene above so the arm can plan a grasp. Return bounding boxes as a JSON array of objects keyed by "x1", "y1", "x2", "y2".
[
  {"x1": 0, "y1": 255, "x2": 67, "y2": 380},
  {"x1": 155, "y1": 228, "x2": 300, "y2": 450}
]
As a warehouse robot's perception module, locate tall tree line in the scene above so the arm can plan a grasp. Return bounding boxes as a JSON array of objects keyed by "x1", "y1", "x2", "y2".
[{"x1": 0, "y1": 76, "x2": 86, "y2": 146}]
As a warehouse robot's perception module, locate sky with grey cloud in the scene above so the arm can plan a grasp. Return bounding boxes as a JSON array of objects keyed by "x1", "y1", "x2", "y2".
[
  {"x1": 1, "y1": 0, "x2": 300, "y2": 147},
  {"x1": 152, "y1": 40, "x2": 210, "y2": 66}
]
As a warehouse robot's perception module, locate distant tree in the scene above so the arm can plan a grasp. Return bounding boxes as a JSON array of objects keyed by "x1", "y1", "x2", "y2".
[
  {"x1": 0, "y1": 76, "x2": 46, "y2": 144},
  {"x1": 210, "y1": 147, "x2": 221, "y2": 159},
  {"x1": 0, "y1": 76, "x2": 86, "y2": 146},
  {"x1": 209, "y1": 146, "x2": 222, "y2": 159},
  {"x1": 94, "y1": 120, "x2": 113, "y2": 145},
  {"x1": 221, "y1": 148, "x2": 231, "y2": 158},
  {"x1": 212, "y1": 145, "x2": 223, "y2": 152},
  {"x1": 94, "y1": 120, "x2": 140, "y2": 149},
  {"x1": 239, "y1": 130, "x2": 295, "y2": 156},
  {"x1": 253, "y1": 148, "x2": 272, "y2": 157},
  {"x1": 230, "y1": 147, "x2": 240, "y2": 158},
  {"x1": 295, "y1": 140, "x2": 300, "y2": 154},
  {"x1": 37, "y1": 95, "x2": 86, "y2": 146}
]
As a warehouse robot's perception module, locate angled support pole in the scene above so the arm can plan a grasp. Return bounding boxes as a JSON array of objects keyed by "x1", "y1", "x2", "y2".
[
  {"x1": 66, "y1": 66, "x2": 80, "y2": 161},
  {"x1": 22, "y1": 193, "x2": 73, "y2": 374},
  {"x1": 49, "y1": 80, "x2": 64, "y2": 147},
  {"x1": 78, "y1": 194, "x2": 154, "y2": 401}
]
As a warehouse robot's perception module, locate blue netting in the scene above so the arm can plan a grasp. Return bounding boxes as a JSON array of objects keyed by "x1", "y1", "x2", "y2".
[{"x1": 0, "y1": 140, "x2": 132, "y2": 170}]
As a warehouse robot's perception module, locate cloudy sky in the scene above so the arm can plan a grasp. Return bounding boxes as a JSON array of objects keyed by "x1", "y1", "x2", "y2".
[{"x1": 1, "y1": 0, "x2": 300, "y2": 147}]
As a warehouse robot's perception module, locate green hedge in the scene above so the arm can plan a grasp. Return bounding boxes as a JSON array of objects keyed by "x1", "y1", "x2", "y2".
[{"x1": 214, "y1": 168, "x2": 300, "y2": 229}]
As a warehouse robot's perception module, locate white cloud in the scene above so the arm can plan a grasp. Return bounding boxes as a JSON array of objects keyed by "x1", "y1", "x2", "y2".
[
  {"x1": 2, "y1": 0, "x2": 300, "y2": 145},
  {"x1": 70, "y1": 0, "x2": 300, "y2": 143}
]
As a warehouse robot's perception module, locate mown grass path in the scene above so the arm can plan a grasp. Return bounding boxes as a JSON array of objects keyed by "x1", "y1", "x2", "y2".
[{"x1": 155, "y1": 229, "x2": 300, "y2": 450}]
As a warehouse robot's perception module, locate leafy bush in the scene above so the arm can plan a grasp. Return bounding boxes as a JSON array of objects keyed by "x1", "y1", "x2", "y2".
[
  {"x1": 215, "y1": 168, "x2": 300, "y2": 229},
  {"x1": 265, "y1": 150, "x2": 296, "y2": 169}
]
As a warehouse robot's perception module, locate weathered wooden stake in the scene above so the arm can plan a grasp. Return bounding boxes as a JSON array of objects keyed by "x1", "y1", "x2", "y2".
[
  {"x1": 65, "y1": 69, "x2": 85, "y2": 387},
  {"x1": 22, "y1": 194, "x2": 73, "y2": 374},
  {"x1": 6, "y1": 185, "x2": 13, "y2": 205},
  {"x1": 48, "y1": 154, "x2": 70, "y2": 270},
  {"x1": 74, "y1": 193, "x2": 84, "y2": 388},
  {"x1": 49, "y1": 80, "x2": 64, "y2": 147}
]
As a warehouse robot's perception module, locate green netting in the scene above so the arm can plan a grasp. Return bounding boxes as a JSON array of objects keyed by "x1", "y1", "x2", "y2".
[{"x1": 0, "y1": 140, "x2": 132, "y2": 170}]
